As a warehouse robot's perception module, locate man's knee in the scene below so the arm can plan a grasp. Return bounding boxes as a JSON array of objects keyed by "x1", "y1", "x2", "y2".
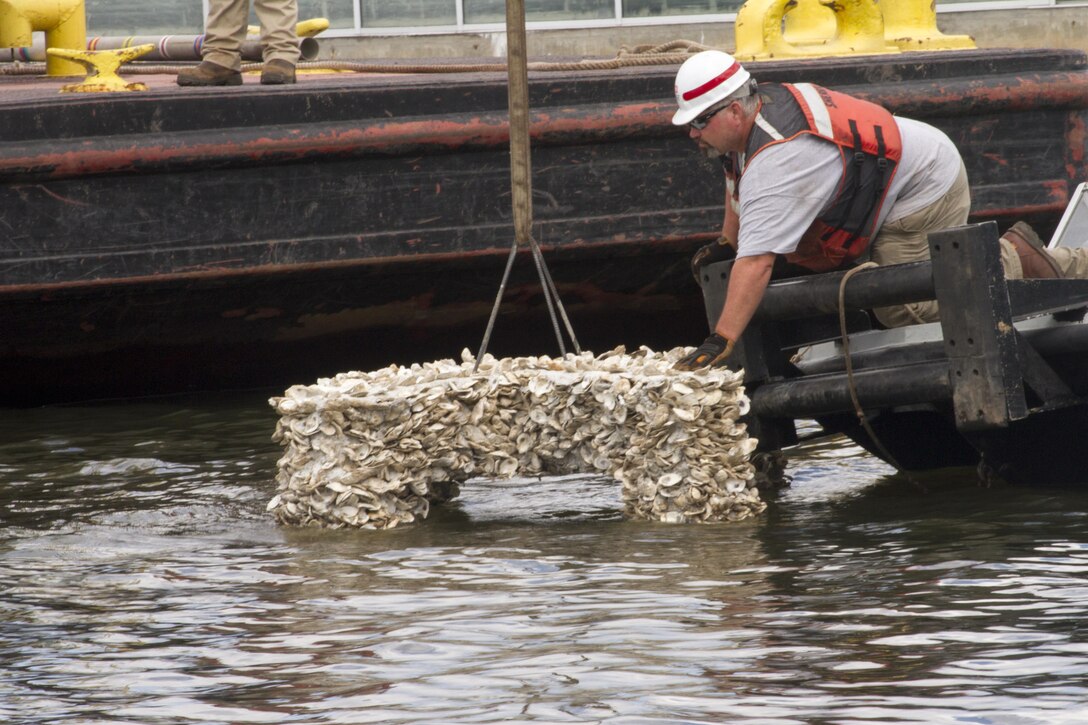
[{"x1": 872, "y1": 301, "x2": 940, "y2": 329}]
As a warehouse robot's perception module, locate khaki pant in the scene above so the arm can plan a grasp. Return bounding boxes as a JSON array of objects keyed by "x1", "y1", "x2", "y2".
[
  {"x1": 869, "y1": 163, "x2": 972, "y2": 327},
  {"x1": 862, "y1": 163, "x2": 1088, "y2": 328},
  {"x1": 202, "y1": 0, "x2": 299, "y2": 70},
  {"x1": 1046, "y1": 245, "x2": 1088, "y2": 278}
]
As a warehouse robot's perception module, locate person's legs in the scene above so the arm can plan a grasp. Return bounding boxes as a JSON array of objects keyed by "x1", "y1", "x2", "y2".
[
  {"x1": 255, "y1": 0, "x2": 299, "y2": 65},
  {"x1": 869, "y1": 163, "x2": 971, "y2": 328},
  {"x1": 996, "y1": 220, "x2": 1088, "y2": 279},
  {"x1": 868, "y1": 166, "x2": 1088, "y2": 328},
  {"x1": 1047, "y1": 246, "x2": 1088, "y2": 278},
  {"x1": 202, "y1": 0, "x2": 250, "y2": 71}
]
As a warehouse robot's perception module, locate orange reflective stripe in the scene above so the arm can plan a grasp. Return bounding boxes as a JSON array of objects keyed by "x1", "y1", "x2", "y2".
[{"x1": 784, "y1": 83, "x2": 903, "y2": 163}]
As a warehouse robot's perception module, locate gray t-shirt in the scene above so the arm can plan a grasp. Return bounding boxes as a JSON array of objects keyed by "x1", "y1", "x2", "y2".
[{"x1": 735, "y1": 115, "x2": 962, "y2": 259}]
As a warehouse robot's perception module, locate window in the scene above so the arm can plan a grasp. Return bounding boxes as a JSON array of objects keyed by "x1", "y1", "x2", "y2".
[
  {"x1": 300, "y1": 0, "x2": 356, "y2": 29},
  {"x1": 464, "y1": 0, "x2": 614, "y2": 24},
  {"x1": 86, "y1": 0, "x2": 205, "y2": 35},
  {"x1": 362, "y1": 0, "x2": 456, "y2": 28},
  {"x1": 624, "y1": 0, "x2": 743, "y2": 18},
  {"x1": 82, "y1": 0, "x2": 1050, "y2": 37}
]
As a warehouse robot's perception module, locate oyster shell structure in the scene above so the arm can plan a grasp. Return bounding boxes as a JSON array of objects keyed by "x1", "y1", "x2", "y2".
[{"x1": 267, "y1": 346, "x2": 764, "y2": 529}]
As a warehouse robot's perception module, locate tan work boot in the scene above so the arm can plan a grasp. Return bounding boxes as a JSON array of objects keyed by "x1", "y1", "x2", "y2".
[
  {"x1": 176, "y1": 61, "x2": 242, "y2": 87},
  {"x1": 1001, "y1": 221, "x2": 1062, "y2": 279},
  {"x1": 260, "y1": 59, "x2": 296, "y2": 85}
]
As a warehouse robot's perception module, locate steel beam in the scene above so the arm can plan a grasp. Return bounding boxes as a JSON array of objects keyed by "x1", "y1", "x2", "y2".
[{"x1": 750, "y1": 360, "x2": 951, "y2": 419}]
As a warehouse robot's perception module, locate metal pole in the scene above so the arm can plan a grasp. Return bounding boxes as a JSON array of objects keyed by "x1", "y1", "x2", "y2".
[
  {"x1": 528, "y1": 237, "x2": 567, "y2": 356},
  {"x1": 473, "y1": 239, "x2": 520, "y2": 374},
  {"x1": 505, "y1": 0, "x2": 533, "y2": 247},
  {"x1": 472, "y1": 0, "x2": 581, "y2": 368},
  {"x1": 530, "y1": 236, "x2": 582, "y2": 354}
]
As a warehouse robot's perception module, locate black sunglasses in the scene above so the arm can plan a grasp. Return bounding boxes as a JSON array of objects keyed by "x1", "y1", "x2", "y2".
[{"x1": 689, "y1": 104, "x2": 727, "y2": 130}]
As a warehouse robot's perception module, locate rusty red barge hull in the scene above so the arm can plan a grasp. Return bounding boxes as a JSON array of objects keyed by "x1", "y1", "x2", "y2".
[{"x1": 1, "y1": 48, "x2": 1086, "y2": 405}]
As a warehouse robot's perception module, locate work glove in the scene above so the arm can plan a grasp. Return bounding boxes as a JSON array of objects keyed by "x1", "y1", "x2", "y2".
[
  {"x1": 674, "y1": 333, "x2": 735, "y2": 371},
  {"x1": 690, "y1": 237, "x2": 736, "y2": 281}
]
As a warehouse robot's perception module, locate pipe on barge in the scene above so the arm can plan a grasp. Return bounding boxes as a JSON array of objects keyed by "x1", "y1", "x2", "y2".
[
  {"x1": 737, "y1": 261, "x2": 937, "y2": 321},
  {"x1": 750, "y1": 360, "x2": 953, "y2": 419},
  {"x1": 1, "y1": 35, "x2": 320, "y2": 63}
]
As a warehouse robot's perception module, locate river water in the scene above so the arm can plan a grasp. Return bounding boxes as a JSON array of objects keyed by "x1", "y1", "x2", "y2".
[{"x1": 3, "y1": 392, "x2": 1088, "y2": 724}]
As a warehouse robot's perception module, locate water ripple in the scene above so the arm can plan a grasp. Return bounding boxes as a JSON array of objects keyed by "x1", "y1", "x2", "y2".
[{"x1": 2, "y1": 398, "x2": 1088, "y2": 722}]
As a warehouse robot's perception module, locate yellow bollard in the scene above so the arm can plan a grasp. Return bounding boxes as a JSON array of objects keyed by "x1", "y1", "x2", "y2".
[
  {"x1": 46, "y1": 43, "x2": 152, "y2": 92},
  {"x1": 735, "y1": 0, "x2": 896, "y2": 60},
  {"x1": 881, "y1": 0, "x2": 975, "y2": 50},
  {"x1": 782, "y1": 0, "x2": 836, "y2": 47},
  {"x1": 0, "y1": 0, "x2": 86, "y2": 76}
]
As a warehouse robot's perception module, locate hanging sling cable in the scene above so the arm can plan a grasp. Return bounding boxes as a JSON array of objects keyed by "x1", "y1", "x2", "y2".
[{"x1": 473, "y1": 0, "x2": 581, "y2": 373}]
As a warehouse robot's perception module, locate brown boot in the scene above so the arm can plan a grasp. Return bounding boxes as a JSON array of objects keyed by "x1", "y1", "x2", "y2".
[
  {"x1": 260, "y1": 59, "x2": 296, "y2": 85},
  {"x1": 1001, "y1": 221, "x2": 1062, "y2": 279},
  {"x1": 176, "y1": 61, "x2": 242, "y2": 87}
]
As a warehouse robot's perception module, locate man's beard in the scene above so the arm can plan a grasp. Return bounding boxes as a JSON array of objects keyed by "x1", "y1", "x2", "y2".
[{"x1": 698, "y1": 143, "x2": 723, "y2": 159}]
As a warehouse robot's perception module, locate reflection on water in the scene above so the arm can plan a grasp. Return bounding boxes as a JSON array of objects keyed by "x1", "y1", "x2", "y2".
[{"x1": 2, "y1": 394, "x2": 1088, "y2": 723}]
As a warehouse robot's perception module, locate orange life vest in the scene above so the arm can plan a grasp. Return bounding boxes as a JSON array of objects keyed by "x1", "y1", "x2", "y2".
[{"x1": 725, "y1": 82, "x2": 902, "y2": 271}]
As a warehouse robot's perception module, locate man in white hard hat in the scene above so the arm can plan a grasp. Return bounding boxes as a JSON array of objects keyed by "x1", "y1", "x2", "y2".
[{"x1": 672, "y1": 50, "x2": 1086, "y2": 370}]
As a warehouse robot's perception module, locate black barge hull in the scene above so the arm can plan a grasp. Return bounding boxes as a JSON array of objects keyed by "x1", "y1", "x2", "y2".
[{"x1": 2, "y1": 48, "x2": 1087, "y2": 404}]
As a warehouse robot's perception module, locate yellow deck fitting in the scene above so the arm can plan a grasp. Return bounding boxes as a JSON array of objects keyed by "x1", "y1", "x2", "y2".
[
  {"x1": 46, "y1": 43, "x2": 153, "y2": 92},
  {"x1": 294, "y1": 18, "x2": 330, "y2": 38},
  {"x1": 781, "y1": 0, "x2": 836, "y2": 46},
  {"x1": 0, "y1": 0, "x2": 87, "y2": 76},
  {"x1": 246, "y1": 17, "x2": 330, "y2": 38},
  {"x1": 735, "y1": 0, "x2": 896, "y2": 61},
  {"x1": 882, "y1": 0, "x2": 975, "y2": 50}
]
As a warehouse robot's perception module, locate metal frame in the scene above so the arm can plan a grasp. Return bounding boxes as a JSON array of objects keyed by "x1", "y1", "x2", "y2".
[
  {"x1": 1049, "y1": 181, "x2": 1088, "y2": 249},
  {"x1": 699, "y1": 222, "x2": 1088, "y2": 483}
]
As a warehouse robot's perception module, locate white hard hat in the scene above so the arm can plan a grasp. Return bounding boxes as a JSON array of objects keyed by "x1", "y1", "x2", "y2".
[{"x1": 671, "y1": 50, "x2": 751, "y2": 126}]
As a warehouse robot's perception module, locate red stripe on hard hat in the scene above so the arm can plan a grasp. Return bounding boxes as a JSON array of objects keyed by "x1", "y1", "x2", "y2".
[{"x1": 682, "y1": 62, "x2": 741, "y2": 101}]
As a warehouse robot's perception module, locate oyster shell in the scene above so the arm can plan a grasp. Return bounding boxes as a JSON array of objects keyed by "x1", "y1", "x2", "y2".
[{"x1": 267, "y1": 346, "x2": 766, "y2": 529}]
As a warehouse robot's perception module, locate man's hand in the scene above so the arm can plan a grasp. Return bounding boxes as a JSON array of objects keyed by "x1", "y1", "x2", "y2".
[
  {"x1": 674, "y1": 333, "x2": 735, "y2": 371},
  {"x1": 690, "y1": 237, "x2": 736, "y2": 282}
]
